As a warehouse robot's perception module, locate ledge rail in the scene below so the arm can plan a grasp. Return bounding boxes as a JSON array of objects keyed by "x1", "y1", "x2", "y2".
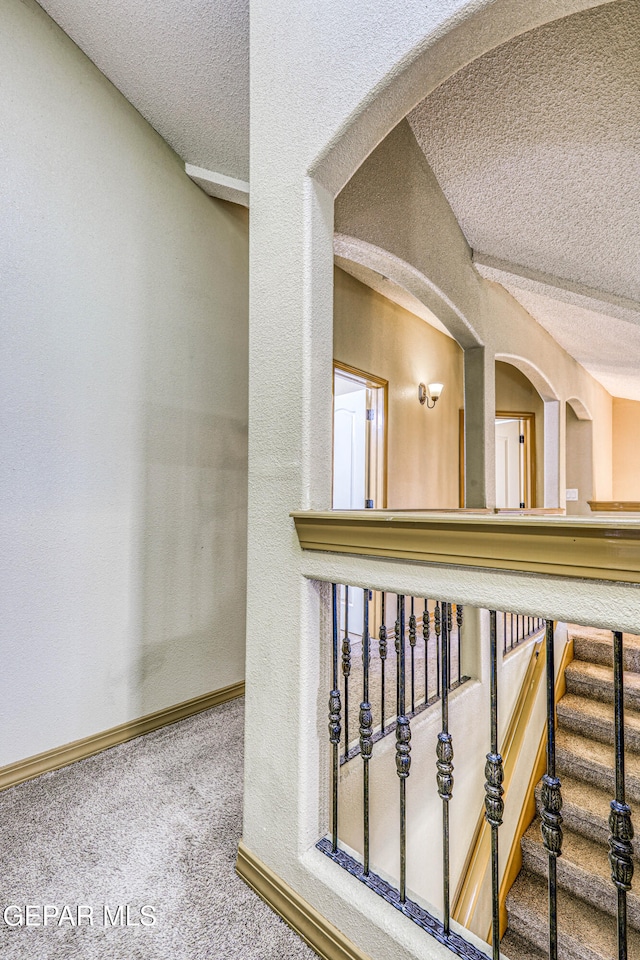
[{"x1": 292, "y1": 510, "x2": 640, "y2": 583}]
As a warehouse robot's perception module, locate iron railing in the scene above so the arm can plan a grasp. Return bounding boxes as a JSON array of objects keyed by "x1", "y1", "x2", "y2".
[
  {"x1": 321, "y1": 582, "x2": 635, "y2": 960},
  {"x1": 338, "y1": 587, "x2": 468, "y2": 764},
  {"x1": 499, "y1": 611, "x2": 544, "y2": 656}
]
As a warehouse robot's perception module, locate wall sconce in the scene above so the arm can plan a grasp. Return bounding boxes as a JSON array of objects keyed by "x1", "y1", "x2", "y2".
[{"x1": 418, "y1": 382, "x2": 444, "y2": 409}]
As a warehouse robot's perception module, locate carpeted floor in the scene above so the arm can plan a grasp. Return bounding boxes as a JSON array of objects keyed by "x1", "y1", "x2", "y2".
[{"x1": 0, "y1": 698, "x2": 317, "y2": 960}]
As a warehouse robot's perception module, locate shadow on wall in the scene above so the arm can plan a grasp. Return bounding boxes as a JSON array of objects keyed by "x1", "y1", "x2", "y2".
[
  {"x1": 137, "y1": 404, "x2": 248, "y2": 713},
  {"x1": 134, "y1": 198, "x2": 249, "y2": 718}
]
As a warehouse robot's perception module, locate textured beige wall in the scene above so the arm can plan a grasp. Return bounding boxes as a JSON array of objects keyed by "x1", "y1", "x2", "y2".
[
  {"x1": 495, "y1": 361, "x2": 545, "y2": 506},
  {"x1": 566, "y1": 404, "x2": 594, "y2": 513},
  {"x1": 334, "y1": 268, "x2": 463, "y2": 508},
  {"x1": 0, "y1": 0, "x2": 248, "y2": 766},
  {"x1": 612, "y1": 398, "x2": 640, "y2": 500}
]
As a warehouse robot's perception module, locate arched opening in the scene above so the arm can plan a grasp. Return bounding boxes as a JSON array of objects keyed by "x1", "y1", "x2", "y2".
[
  {"x1": 495, "y1": 355, "x2": 561, "y2": 509},
  {"x1": 332, "y1": 260, "x2": 464, "y2": 509},
  {"x1": 493, "y1": 360, "x2": 549, "y2": 510}
]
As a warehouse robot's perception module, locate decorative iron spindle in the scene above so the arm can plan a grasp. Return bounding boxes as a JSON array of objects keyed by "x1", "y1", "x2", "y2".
[
  {"x1": 409, "y1": 597, "x2": 417, "y2": 712},
  {"x1": 360, "y1": 591, "x2": 373, "y2": 875},
  {"x1": 435, "y1": 601, "x2": 441, "y2": 698},
  {"x1": 395, "y1": 595, "x2": 411, "y2": 902},
  {"x1": 437, "y1": 602, "x2": 454, "y2": 936},
  {"x1": 424, "y1": 599, "x2": 430, "y2": 702},
  {"x1": 342, "y1": 586, "x2": 351, "y2": 754},
  {"x1": 329, "y1": 584, "x2": 341, "y2": 852},
  {"x1": 541, "y1": 619, "x2": 563, "y2": 960},
  {"x1": 609, "y1": 630, "x2": 634, "y2": 960},
  {"x1": 485, "y1": 611, "x2": 504, "y2": 960},
  {"x1": 446, "y1": 604, "x2": 453, "y2": 688},
  {"x1": 379, "y1": 592, "x2": 388, "y2": 733},
  {"x1": 395, "y1": 600, "x2": 401, "y2": 718},
  {"x1": 456, "y1": 604, "x2": 463, "y2": 685}
]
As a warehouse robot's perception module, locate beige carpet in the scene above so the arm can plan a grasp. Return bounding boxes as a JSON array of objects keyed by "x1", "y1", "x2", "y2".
[{"x1": 0, "y1": 699, "x2": 316, "y2": 960}]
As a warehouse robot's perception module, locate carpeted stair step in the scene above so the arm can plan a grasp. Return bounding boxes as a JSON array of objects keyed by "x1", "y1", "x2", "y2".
[
  {"x1": 505, "y1": 870, "x2": 640, "y2": 960},
  {"x1": 568, "y1": 625, "x2": 640, "y2": 673},
  {"x1": 500, "y1": 929, "x2": 547, "y2": 960},
  {"x1": 557, "y1": 692, "x2": 640, "y2": 753},
  {"x1": 564, "y1": 659, "x2": 640, "y2": 710},
  {"x1": 520, "y1": 819, "x2": 640, "y2": 930},
  {"x1": 535, "y1": 774, "x2": 640, "y2": 857},
  {"x1": 556, "y1": 728, "x2": 640, "y2": 802}
]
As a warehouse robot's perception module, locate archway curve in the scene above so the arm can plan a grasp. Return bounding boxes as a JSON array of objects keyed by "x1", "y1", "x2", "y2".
[
  {"x1": 495, "y1": 352, "x2": 559, "y2": 403},
  {"x1": 334, "y1": 234, "x2": 483, "y2": 349},
  {"x1": 567, "y1": 396, "x2": 593, "y2": 421},
  {"x1": 311, "y1": 0, "x2": 617, "y2": 196}
]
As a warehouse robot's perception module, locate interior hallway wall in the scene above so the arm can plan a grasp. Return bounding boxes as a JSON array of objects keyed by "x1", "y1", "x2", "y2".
[
  {"x1": 612, "y1": 398, "x2": 640, "y2": 501},
  {"x1": 334, "y1": 267, "x2": 463, "y2": 508},
  {"x1": 566, "y1": 404, "x2": 594, "y2": 514},
  {"x1": 0, "y1": 0, "x2": 249, "y2": 767}
]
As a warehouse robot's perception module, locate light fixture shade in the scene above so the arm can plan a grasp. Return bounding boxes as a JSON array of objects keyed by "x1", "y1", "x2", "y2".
[{"x1": 428, "y1": 382, "x2": 444, "y2": 400}]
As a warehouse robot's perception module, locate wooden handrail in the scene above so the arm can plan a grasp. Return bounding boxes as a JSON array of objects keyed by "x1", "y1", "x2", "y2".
[
  {"x1": 450, "y1": 634, "x2": 575, "y2": 943},
  {"x1": 495, "y1": 637, "x2": 575, "y2": 938},
  {"x1": 451, "y1": 639, "x2": 545, "y2": 936}
]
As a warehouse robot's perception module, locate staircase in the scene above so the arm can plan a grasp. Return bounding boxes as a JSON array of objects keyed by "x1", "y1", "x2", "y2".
[{"x1": 502, "y1": 626, "x2": 640, "y2": 960}]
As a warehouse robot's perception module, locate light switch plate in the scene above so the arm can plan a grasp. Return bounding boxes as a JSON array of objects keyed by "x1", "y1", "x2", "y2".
[{"x1": 566, "y1": 489, "x2": 579, "y2": 501}]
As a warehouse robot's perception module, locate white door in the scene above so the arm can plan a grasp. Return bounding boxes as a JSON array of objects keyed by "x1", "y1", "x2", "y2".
[
  {"x1": 333, "y1": 371, "x2": 367, "y2": 635},
  {"x1": 333, "y1": 378, "x2": 367, "y2": 510},
  {"x1": 495, "y1": 418, "x2": 522, "y2": 508}
]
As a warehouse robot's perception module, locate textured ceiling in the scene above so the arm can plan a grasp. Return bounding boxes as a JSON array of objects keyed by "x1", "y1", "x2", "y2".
[
  {"x1": 408, "y1": 0, "x2": 640, "y2": 303},
  {"x1": 501, "y1": 283, "x2": 640, "y2": 401},
  {"x1": 407, "y1": 0, "x2": 640, "y2": 399},
  {"x1": 38, "y1": 0, "x2": 249, "y2": 180}
]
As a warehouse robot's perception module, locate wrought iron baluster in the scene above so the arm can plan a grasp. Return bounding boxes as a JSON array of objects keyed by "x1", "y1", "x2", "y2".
[
  {"x1": 609, "y1": 630, "x2": 634, "y2": 960},
  {"x1": 486, "y1": 611, "x2": 504, "y2": 960},
  {"x1": 342, "y1": 585, "x2": 351, "y2": 755},
  {"x1": 437, "y1": 602, "x2": 454, "y2": 936},
  {"x1": 424, "y1": 599, "x2": 430, "y2": 702},
  {"x1": 379, "y1": 592, "x2": 387, "y2": 733},
  {"x1": 435, "y1": 601, "x2": 441, "y2": 698},
  {"x1": 329, "y1": 584, "x2": 342, "y2": 852},
  {"x1": 409, "y1": 597, "x2": 417, "y2": 713},
  {"x1": 541, "y1": 619, "x2": 563, "y2": 960},
  {"x1": 395, "y1": 597, "x2": 401, "y2": 718},
  {"x1": 395, "y1": 594, "x2": 411, "y2": 902},
  {"x1": 456, "y1": 604, "x2": 463, "y2": 685},
  {"x1": 360, "y1": 590, "x2": 373, "y2": 875},
  {"x1": 510, "y1": 612, "x2": 514, "y2": 651},
  {"x1": 447, "y1": 603, "x2": 453, "y2": 690},
  {"x1": 502, "y1": 612, "x2": 507, "y2": 657}
]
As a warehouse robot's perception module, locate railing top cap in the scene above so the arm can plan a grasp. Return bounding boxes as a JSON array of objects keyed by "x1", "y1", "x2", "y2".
[{"x1": 291, "y1": 510, "x2": 640, "y2": 532}]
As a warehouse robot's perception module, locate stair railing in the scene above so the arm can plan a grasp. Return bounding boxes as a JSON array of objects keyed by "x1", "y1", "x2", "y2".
[
  {"x1": 321, "y1": 580, "x2": 636, "y2": 960},
  {"x1": 337, "y1": 586, "x2": 468, "y2": 764}
]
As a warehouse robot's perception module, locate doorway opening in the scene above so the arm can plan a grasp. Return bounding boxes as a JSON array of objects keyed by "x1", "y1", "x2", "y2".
[
  {"x1": 495, "y1": 412, "x2": 535, "y2": 509},
  {"x1": 333, "y1": 363, "x2": 386, "y2": 638},
  {"x1": 332, "y1": 363, "x2": 386, "y2": 511}
]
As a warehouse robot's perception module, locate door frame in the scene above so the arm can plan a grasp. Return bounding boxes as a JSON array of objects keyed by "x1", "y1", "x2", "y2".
[
  {"x1": 458, "y1": 409, "x2": 536, "y2": 508},
  {"x1": 333, "y1": 361, "x2": 388, "y2": 510}
]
